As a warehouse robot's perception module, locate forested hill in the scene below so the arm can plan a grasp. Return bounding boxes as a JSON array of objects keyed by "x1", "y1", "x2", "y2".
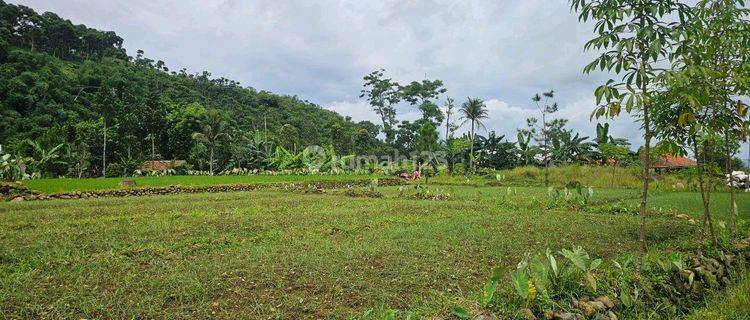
[{"x1": 0, "y1": 1, "x2": 382, "y2": 176}]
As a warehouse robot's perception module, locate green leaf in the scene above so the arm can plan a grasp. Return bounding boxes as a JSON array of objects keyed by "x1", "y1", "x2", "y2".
[
  {"x1": 490, "y1": 266, "x2": 503, "y2": 283},
  {"x1": 451, "y1": 307, "x2": 471, "y2": 320},
  {"x1": 560, "y1": 247, "x2": 588, "y2": 271},
  {"x1": 620, "y1": 284, "x2": 632, "y2": 308},
  {"x1": 480, "y1": 281, "x2": 497, "y2": 307},
  {"x1": 381, "y1": 309, "x2": 397, "y2": 320},
  {"x1": 509, "y1": 268, "x2": 530, "y2": 299},
  {"x1": 587, "y1": 272, "x2": 598, "y2": 292},
  {"x1": 590, "y1": 258, "x2": 602, "y2": 270},
  {"x1": 546, "y1": 249, "x2": 558, "y2": 277}
]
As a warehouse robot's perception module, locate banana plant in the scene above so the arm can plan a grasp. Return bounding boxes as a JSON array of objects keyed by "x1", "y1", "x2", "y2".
[
  {"x1": 24, "y1": 140, "x2": 66, "y2": 177},
  {"x1": 516, "y1": 131, "x2": 538, "y2": 165}
]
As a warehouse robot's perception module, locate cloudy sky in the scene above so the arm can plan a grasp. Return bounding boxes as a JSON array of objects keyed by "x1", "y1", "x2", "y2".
[{"x1": 14, "y1": 0, "x2": 750, "y2": 158}]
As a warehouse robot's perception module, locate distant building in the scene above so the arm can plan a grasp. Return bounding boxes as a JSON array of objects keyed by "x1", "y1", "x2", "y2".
[
  {"x1": 140, "y1": 160, "x2": 185, "y2": 172},
  {"x1": 641, "y1": 154, "x2": 697, "y2": 172}
]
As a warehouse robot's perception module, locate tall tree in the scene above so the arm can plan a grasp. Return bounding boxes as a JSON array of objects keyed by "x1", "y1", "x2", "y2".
[
  {"x1": 191, "y1": 109, "x2": 231, "y2": 174},
  {"x1": 459, "y1": 97, "x2": 489, "y2": 174},
  {"x1": 401, "y1": 79, "x2": 447, "y2": 127},
  {"x1": 670, "y1": 0, "x2": 750, "y2": 243},
  {"x1": 360, "y1": 69, "x2": 400, "y2": 144},
  {"x1": 529, "y1": 90, "x2": 559, "y2": 187},
  {"x1": 444, "y1": 97, "x2": 456, "y2": 140},
  {"x1": 571, "y1": 0, "x2": 690, "y2": 271}
]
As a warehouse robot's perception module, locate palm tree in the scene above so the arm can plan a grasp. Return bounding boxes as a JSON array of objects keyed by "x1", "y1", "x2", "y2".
[
  {"x1": 459, "y1": 97, "x2": 489, "y2": 173},
  {"x1": 192, "y1": 109, "x2": 231, "y2": 174}
]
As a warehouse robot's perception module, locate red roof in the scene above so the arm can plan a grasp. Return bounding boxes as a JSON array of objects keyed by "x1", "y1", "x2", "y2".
[
  {"x1": 141, "y1": 160, "x2": 185, "y2": 171},
  {"x1": 648, "y1": 155, "x2": 697, "y2": 169}
]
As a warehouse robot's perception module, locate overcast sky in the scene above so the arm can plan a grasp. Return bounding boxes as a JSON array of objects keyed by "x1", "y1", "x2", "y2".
[{"x1": 13, "y1": 0, "x2": 750, "y2": 159}]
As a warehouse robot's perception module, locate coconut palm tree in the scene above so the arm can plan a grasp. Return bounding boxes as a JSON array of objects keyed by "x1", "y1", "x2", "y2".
[
  {"x1": 192, "y1": 109, "x2": 231, "y2": 174},
  {"x1": 459, "y1": 97, "x2": 489, "y2": 173}
]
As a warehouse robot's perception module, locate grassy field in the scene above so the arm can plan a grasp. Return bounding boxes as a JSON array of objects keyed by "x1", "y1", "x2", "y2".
[
  {"x1": 2, "y1": 180, "x2": 747, "y2": 319},
  {"x1": 685, "y1": 274, "x2": 750, "y2": 320},
  {"x1": 19, "y1": 165, "x2": 690, "y2": 194},
  {"x1": 20, "y1": 174, "x2": 380, "y2": 194},
  {"x1": 431, "y1": 165, "x2": 691, "y2": 189}
]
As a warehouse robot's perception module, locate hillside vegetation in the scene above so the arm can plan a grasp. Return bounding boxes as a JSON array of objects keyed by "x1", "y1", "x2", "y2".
[{"x1": 0, "y1": 1, "x2": 383, "y2": 178}]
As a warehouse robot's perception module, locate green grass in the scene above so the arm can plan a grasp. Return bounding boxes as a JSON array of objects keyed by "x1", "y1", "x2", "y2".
[
  {"x1": 20, "y1": 173, "x2": 380, "y2": 194},
  {"x1": 3, "y1": 181, "x2": 747, "y2": 319},
  {"x1": 430, "y1": 164, "x2": 690, "y2": 189},
  {"x1": 684, "y1": 274, "x2": 750, "y2": 320}
]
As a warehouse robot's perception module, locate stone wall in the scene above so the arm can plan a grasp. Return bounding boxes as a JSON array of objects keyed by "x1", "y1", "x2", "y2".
[{"x1": 4, "y1": 179, "x2": 405, "y2": 202}]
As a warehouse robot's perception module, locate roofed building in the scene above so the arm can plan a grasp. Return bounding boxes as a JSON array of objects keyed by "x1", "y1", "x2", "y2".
[{"x1": 140, "y1": 160, "x2": 185, "y2": 172}]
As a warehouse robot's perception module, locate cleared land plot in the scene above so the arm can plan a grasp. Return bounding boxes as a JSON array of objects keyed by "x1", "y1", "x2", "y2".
[
  {"x1": 20, "y1": 174, "x2": 379, "y2": 194},
  {"x1": 1, "y1": 184, "x2": 747, "y2": 319}
]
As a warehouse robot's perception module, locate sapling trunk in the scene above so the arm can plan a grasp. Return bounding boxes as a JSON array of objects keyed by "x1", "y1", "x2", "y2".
[
  {"x1": 151, "y1": 135, "x2": 155, "y2": 161},
  {"x1": 637, "y1": 100, "x2": 650, "y2": 274},
  {"x1": 102, "y1": 118, "x2": 107, "y2": 177},
  {"x1": 725, "y1": 130, "x2": 736, "y2": 240},
  {"x1": 543, "y1": 112, "x2": 549, "y2": 188},
  {"x1": 209, "y1": 143, "x2": 215, "y2": 175},
  {"x1": 469, "y1": 121, "x2": 475, "y2": 174},
  {"x1": 696, "y1": 139, "x2": 718, "y2": 249}
]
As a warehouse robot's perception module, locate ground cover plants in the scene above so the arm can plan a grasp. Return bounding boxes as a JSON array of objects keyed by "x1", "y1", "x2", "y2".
[
  {"x1": 1, "y1": 0, "x2": 750, "y2": 319},
  {"x1": 2, "y1": 176, "x2": 748, "y2": 319}
]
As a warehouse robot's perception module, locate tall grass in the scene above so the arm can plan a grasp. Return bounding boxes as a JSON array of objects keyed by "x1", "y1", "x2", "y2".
[
  {"x1": 497, "y1": 165, "x2": 690, "y2": 189},
  {"x1": 427, "y1": 165, "x2": 691, "y2": 189}
]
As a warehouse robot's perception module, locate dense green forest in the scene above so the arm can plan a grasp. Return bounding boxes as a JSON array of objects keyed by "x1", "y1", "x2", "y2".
[{"x1": 0, "y1": 1, "x2": 386, "y2": 177}]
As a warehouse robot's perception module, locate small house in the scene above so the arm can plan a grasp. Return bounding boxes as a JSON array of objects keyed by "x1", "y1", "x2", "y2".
[
  {"x1": 140, "y1": 160, "x2": 185, "y2": 172},
  {"x1": 642, "y1": 155, "x2": 696, "y2": 172}
]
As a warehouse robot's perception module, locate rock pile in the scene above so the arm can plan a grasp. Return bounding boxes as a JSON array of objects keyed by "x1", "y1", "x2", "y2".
[
  {"x1": 0, "y1": 181, "x2": 40, "y2": 201},
  {"x1": 497, "y1": 237, "x2": 750, "y2": 320}
]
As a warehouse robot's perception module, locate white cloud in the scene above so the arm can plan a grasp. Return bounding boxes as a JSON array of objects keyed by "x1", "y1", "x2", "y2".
[{"x1": 326, "y1": 101, "x2": 380, "y2": 123}]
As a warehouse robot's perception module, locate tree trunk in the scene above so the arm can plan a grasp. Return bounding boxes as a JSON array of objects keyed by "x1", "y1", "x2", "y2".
[
  {"x1": 469, "y1": 121, "x2": 475, "y2": 174},
  {"x1": 725, "y1": 130, "x2": 736, "y2": 240},
  {"x1": 151, "y1": 136, "x2": 156, "y2": 161},
  {"x1": 637, "y1": 101, "x2": 650, "y2": 274},
  {"x1": 697, "y1": 139, "x2": 718, "y2": 249},
  {"x1": 445, "y1": 111, "x2": 450, "y2": 141},
  {"x1": 102, "y1": 119, "x2": 107, "y2": 177},
  {"x1": 543, "y1": 113, "x2": 549, "y2": 187},
  {"x1": 209, "y1": 144, "x2": 215, "y2": 175}
]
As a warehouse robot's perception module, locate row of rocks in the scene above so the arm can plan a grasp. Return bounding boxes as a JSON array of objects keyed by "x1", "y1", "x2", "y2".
[
  {"x1": 6, "y1": 178, "x2": 405, "y2": 202},
  {"x1": 1, "y1": 181, "x2": 40, "y2": 202},
  {"x1": 513, "y1": 295, "x2": 617, "y2": 320},
  {"x1": 479, "y1": 237, "x2": 750, "y2": 320}
]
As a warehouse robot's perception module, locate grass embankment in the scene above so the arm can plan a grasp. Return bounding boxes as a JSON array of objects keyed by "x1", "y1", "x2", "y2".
[
  {"x1": 20, "y1": 173, "x2": 380, "y2": 194},
  {"x1": 2, "y1": 183, "x2": 747, "y2": 319}
]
